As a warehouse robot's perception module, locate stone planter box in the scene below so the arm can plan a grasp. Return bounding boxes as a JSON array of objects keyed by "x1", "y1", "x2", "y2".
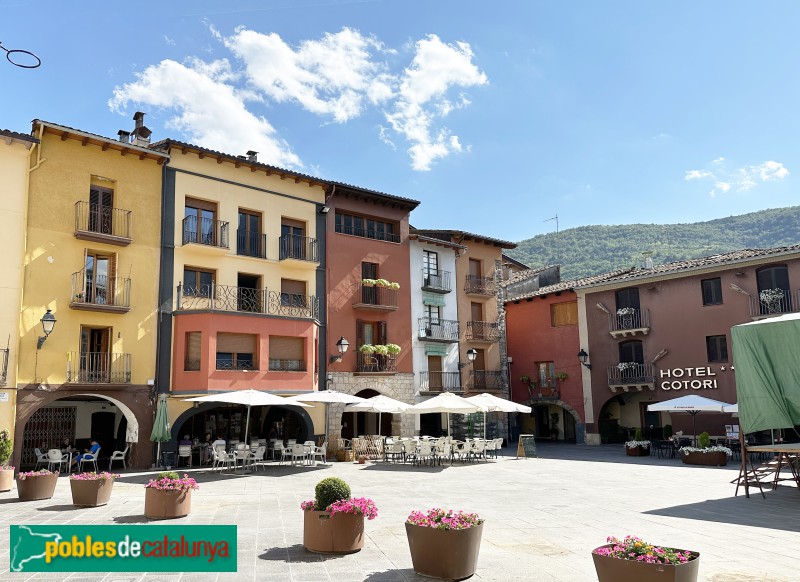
[
  {"x1": 405, "y1": 522, "x2": 484, "y2": 581},
  {"x1": 70, "y1": 478, "x2": 115, "y2": 507},
  {"x1": 592, "y1": 545, "x2": 699, "y2": 582},
  {"x1": 303, "y1": 510, "x2": 364, "y2": 554},
  {"x1": 0, "y1": 468, "x2": 13, "y2": 492},
  {"x1": 626, "y1": 446, "x2": 650, "y2": 457},
  {"x1": 681, "y1": 451, "x2": 727, "y2": 466},
  {"x1": 144, "y1": 488, "x2": 192, "y2": 520},
  {"x1": 17, "y1": 473, "x2": 58, "y2": 501}
]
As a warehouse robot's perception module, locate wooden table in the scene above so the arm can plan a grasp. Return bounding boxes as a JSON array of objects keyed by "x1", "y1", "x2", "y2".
[{"x1": 747, "y1": 443, "x2": 800, "y2": 490}]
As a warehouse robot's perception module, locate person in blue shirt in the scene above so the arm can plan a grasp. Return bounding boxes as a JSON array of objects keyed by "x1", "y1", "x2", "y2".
[{"x1": 71, "y1": 438, "x2": 100, "y2": 468}]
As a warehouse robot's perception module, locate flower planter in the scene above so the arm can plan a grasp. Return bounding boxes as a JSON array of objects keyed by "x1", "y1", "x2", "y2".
[
  {"x1": 144, "y1": 487, "x2": 192, "y2": 519},
  {"x1": 0, "y1": 468, "x2": 14, "y2": 492},
  {"x1": 70, "y1": 478, "x2": 115, "y2": 507},
  {"x1": 682, "y1": 451, "x2": 727, "y2": 466},
  {"x1": 304, "y1": 510, "x2": 364, "y2": 554},
  {"x1": 592, "y1": 545, "x2": 699, "y2": 582},
  {"x1": 626, "y1": 446, "x2": 650, "y2": 457},
  {"x1": 17, "y1": 473, "x2": 58, "y2": 501},
  {"x1": 405, "y1": 522, "x2": 483, "y2": 581}
]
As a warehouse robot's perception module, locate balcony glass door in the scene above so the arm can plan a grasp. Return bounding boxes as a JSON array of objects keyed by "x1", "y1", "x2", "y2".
[
  {"x1": 84, "y1": 252, "x2": 112, "y2": 305},
  {"x1": 756, "y1": 265, "x2": 791, "y2": 314},
  {"x1": 185, "y1": 203, "x2": 215, "y2": 245},
  {"x1": 238, "y1": 211, "x2": 261, "y2": 257},
  {"x1": 281, "y1": 220, "x2": 305, "y2": 260},
  {"x1": 80, "y1": 326, "x2": 111, "y2": 383}
]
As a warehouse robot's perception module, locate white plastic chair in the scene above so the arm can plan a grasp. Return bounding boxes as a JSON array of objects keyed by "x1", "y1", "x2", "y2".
[
  {"x1": 178, "y1": 445, "x2": 193, "y2": 468},
  {"x1": 34, "y1": 448, "x2": 49, "y2": 470},
  {"x1": 109, "y1": 445, "x2": 129, "y2": 470},
  {"x1": 78, "y1": 447, "x2": 101, "y2": 472},
  {"x1": 212, "y1": 446, "x2": 233, "y2": 472},
  {"x1": 47, "y1": 449, "x2": 68, "y2": 473},
  {"x1": 250, "y1": 446, "x2": 267, "y2": 471},
  {"x1": 289, "y1": 443, "x2": 307, "y2": 467},
  {"x1": 233, "y1": 446, "x2": 250, "y2": 471},
  {"x1": 310, "y1": 441, "x2": 327, "y2": 466}
]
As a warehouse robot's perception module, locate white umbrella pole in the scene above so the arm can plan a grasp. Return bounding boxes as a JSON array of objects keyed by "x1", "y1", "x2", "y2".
[
  {"x1": 447, "y1": 412, "x2": 450, "y2": 437},
  {"x1": 483, "y1": 412, "x2": 487, "y2": 440},
  {"x1": 243, "y1": 405, "x2": 252, "y2": 446},
  {"x1": 378, "y1": 412, "x2": 382, "y2": 438}
]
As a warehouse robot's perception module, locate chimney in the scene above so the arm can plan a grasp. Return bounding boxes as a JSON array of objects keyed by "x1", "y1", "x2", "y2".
[
  {"x1": 246, "y1": 150, "x2": 258, "y2": 162},
  {"x1": 642, "y1": 251, "x2": 654, "y2": 270},
  {"x1": 117, "y1": 130, "x2": 131, "y2": 143},
  {"x1": 130, "y1": 111, "x2": 152, "y2": 147}
]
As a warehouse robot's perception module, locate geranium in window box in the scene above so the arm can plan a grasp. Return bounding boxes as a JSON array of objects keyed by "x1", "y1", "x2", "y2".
[
  {"x1": 302, "y1": 477, "x2": 377, "y2": 554},
  {"x1": 592, "y1": 535, "x2": 699, "y2": 582},
  {"x1": 17, "y1": 469, "x2": 59, "y2": 501},
  {"x1": 144, "y1": 471, "x2": 198, "y2": 519},
  {"x1": 70, "y1": 471, "x2": 119, "y2": 507},
  {"x1": 405, "y1": 508, "x2": 484, "y2": 580}
]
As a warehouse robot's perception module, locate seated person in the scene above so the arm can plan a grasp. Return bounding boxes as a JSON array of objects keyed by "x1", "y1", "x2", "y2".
[
  {"x1": 60, "y1": 437, "x2": 75, "y2": 454},
  {"x1": 211, "y1": 434, "x2": 226, "y2": 455},
  {"x1": 71, "y1": 438, "x2": 100, "y2": 468},
  {"x1": 179, "y1": 434, "x2": 193, "y2": 446}
]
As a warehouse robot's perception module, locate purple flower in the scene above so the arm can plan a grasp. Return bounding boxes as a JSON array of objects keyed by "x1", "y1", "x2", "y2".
[
  {"x1": 300, "y1": 497, "x2": 378, "y2": 520},
  {"x1": 406, "y1": 508, "x2": 484, "y2": 530},
  {"x1": 144, "y1": 473, "x2": 199, "y2": 492},
  {"x1": 18, "y1": 469, "x2": 57, "y2": 480}
]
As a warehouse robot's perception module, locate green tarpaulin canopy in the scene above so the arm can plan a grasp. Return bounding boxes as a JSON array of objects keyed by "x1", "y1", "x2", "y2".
[{"x1": 731, "y1": 312, "x2": 800, "y2": 433}]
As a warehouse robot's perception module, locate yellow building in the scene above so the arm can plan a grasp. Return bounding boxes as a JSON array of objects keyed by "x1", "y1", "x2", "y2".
[
  {"x1": 0, "y1": 130, "x2": 38, "y2": 440},
  {"x1": 14, "y1": 117, "x2": 167, "y2": 470}
]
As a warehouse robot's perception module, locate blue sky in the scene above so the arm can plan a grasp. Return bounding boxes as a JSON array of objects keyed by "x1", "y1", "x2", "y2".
[{"x1": 2, "y1": 1, "x2": 798, "y2": 242}]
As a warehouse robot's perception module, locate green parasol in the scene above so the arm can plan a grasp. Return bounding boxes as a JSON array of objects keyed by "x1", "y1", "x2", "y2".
[{"x1": 150, "y1": 394, "x2": 171, "y2": 466}]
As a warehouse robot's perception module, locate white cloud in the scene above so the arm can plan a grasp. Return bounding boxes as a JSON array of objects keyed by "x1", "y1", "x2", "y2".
[
  {"x1": 684, "y1": 169, "x2": 713, "y2": 181},
  {"x1": 684, "y1": 157, "x2": 788, "y2": 198},
  {"x1": 164, "y1": 35, "x2": 176, "y2": 46},
  {"x1": 757, "y1": 160, "x2": 789, "y2": 181},
  {"x1": 710, "y1": 182, "x2": 731, "y2": 197}
]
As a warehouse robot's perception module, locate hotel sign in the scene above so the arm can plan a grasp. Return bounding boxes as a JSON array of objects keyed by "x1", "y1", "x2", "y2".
[{"x1": 659, "y1": 367, "x2": 718, "y2": 391}]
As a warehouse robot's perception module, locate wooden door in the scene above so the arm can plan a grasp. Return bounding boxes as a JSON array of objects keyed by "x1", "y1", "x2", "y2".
[
  {"x1": 428, "y1": 355, "x2": 443, "y2": 390},
  {"x1": 469, "y1": 259, "x2": 481, "y2": 277}
]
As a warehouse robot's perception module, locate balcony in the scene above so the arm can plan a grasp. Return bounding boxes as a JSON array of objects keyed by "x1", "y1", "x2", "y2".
[
  {"x1": 66, "y1": 352, "x2": 131, "y2": 384},
  {"x1": 465, "y1": 370, "x2": 503, "y2": 393},
  {"x1": 279, "y1": 234, "x2": 319, "y2": 263},
  {"x1": 70, "y1": 270, "x2": 131, "y2": 313},
  {"x1": 418, "y1": 317, "x2": 459, "y2": 343},
  {"x1": 608, "y1": 308, "x2": 651, "y2": 337},
  {"x1": 236, "y1": 229, "x2": 267, "y2": 259},
  {"x1": 74, "y1": 201, "x2": 132, "y2": 246},
  {"x1": 216, "y1": 358, "x2": 256, "y2": 371},
  {"x1": 182, "y1": 216, "x2": 229, "y2": 250},
  {"x1": 268, "y1": 359, "x2": 307, "y2": 372},
  {"x1": 419, "y1": 371, "x2": 462, "y2": 393},
  {"x1": 465, "y1": 321, "x2": 499, "y2": 342},
  {"x1": 748, "y1": 289, "x2": 800, "y2": 319},
  {"x1": 355, "y1": 352, "x2": 397, "y2": 374},
  {"x1": 176, "y1": 283, "x2": 320, "y2": 320},
  {"x1": 607, "y1": 363, "x2": 656, "y2": 392},
  {"x1": 352, "y1": 283, "x2": 398, "y2": 311},
  {"x1": 421, "y1": 269, "x2": 451, "y2": 293},
  {"x1": 464, "y1": 275, "x2": 495, "y2": 296}
]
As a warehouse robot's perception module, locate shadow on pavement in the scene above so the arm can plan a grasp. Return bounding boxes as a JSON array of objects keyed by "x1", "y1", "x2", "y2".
[
  {"x1": 37, "y1": 504, "x2": 82, "y2": 512},
  {"x1": 258, "y1": 543, "x2": 333, "y2": 563},
  {"x1": 363, "y1": 568, "x2": 419, "y2": 581},
  {"x1": 113, "y1": 514, "x2": 152, "y2": 524}
]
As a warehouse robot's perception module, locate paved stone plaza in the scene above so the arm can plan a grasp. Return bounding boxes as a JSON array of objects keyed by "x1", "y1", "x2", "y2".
[{"x1": 1, "y1": 443, "x2": 798, "y2": 581}]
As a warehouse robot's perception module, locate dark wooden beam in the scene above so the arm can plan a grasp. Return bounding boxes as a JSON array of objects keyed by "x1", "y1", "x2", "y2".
[
  {"x1": 101, "y1": 142, "x2": 109, "y2": 151},
  {"x1": 60, "y1": 132, "x2": 68, "y2": 141},
  {"x1": 81, "y1": 137, "x2": 89, "y2": 146}
]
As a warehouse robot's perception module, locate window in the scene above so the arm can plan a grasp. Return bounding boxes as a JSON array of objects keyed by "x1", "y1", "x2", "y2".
[
  {"x1": 619, "y1": 340, "x2": 644, "y2": 364},
  {"x1": 615, "y1": 287, "x2": 640, "y2": 311},
  {"x1": 216, "y1": 333, "x2": 257, "y2": 370},
  {"x1": 551, "y1": 301, "x2": 578, "y2": 326},
  {"x1": 706, "y1": 335, "x2": 728, "y2": 362},
  {"x1": 334, "y1": 211, "x2": 399, "y2": 242},
  {"x1": 269, "y1": 336, "x2": 305, "y2": 371},
  {"x1": 183, "y1": 268, "x2": 215, "y2": 297},
  {"x1": 185, "y1": 332, "x2": 201, "y2": 371},
  {"x1": 361, "y1": 262, "x2": 379, "y2": 304},
  {"x1": 537, "y1": 361, "x2": 555, "y2": 387},
  {"x1": 423, "y1": 250, "x2": 439, "y2": 276},
  {"x1": 280, "y1": 279, "x2": 307, "y2": 307},
  {"x1": 184, "y1": 198, "x2": 217, "y2": 245},
  {"x1": 237, "y1": 209, "x2": 262, "y2": 257},
  {"x1": 425, "y1": 305, "x2": 441, "y2": 321},
  {"x1": 84, "y1": 251, "x2": 115, "y2": 305},
  {"x1": 88, "y1": 185, "x2": 114, "y2": 235},
  {"x1": 701, "y1": 278, "x2": 723, "y2": 305},
  {"x1": 280, "y1": 218, "x2": 307, "y2": 260},
  {"x1": 756, "y1": 265, "x2": 792, "y2": 314}
]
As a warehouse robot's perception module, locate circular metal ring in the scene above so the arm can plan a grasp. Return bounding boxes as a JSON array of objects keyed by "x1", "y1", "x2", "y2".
[{"x1": 5, "y1": 48, "x2": 41, "y2": 69}]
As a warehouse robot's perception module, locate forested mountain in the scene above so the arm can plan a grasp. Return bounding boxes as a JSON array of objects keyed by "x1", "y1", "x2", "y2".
[{"x1": 507, "y1": 206, "x2": 800, "y2": 280}]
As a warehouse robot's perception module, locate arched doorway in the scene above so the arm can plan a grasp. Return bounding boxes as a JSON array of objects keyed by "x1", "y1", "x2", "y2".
[
  {"x1": 340, "y1": 389, "x2": 393, "y2": 439},
  {"x1": 518, "y1": 398, "x2": 585, "y2": 444}
]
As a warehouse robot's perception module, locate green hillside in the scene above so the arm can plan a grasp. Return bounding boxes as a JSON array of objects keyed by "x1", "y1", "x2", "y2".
[{"x1": 507, "y1": 206, "x2": 800, "y2": 280}]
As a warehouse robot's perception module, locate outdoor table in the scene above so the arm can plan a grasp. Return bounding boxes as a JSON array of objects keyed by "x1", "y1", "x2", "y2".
[{"x1": 746, "y1": 443, "x2": 800, "y2": 491}]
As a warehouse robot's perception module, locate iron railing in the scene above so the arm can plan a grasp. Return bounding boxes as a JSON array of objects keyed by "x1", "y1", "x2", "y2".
[
  {"x1": 67, "y1": 352, "x2": 131, "y2": 384},
  {"x1": 279, "y1": 234, "x2": 319, "y2": 262},
  {"x1": 464, "y1": 275, "x2": 495, "y2": 295},
  {"x1": 236, "y1": 229, "x2": 267, "y2": 259},
  {"x1": 352, "y1": 283, "x2": 398, "y2": 309},
  {"x1": 74, "y1": 201, "x2": 132, "y2": 240},
  {"x1": 419, "y1": 371, "x2": 461, "y2": 392},
  {"x1": 607, "y1": 363, "x2": 656, "y2": 386},
  {"x1": 465, "y1": 321, "x2": 499, "y2": 341},
  {"x1": 466, "y1": 370, "x2": 503, "y2": 392},
  {"x1": 215, "y1": 358, "x2": 256, "y2": 371},
  {"x1": 748, "y1": 289, "x2": 799, "y2": 317},
  {"x1": 177, "y1": 284, "x2": 320, "y2": 320},
  {"x1": 71, "y1": 270, "x2": 131, "y2": 308},
  {"x1": 609, "y1": 308, "x2": 651, "y2": 332},
  {"x1": 421, "y1": 269, "x2": 451, "y2": 293},
  {"x1": 335, "y1": 223, "x2": 400, "y2": 243},
  {"x1": 268, "y1": 359, "x2": 307, "y2": 372},
  {"x1": 182, "y1": 215, "x2": 229, "y2": 248},
  {"x1": 418, "y1": 317, "x2": 459, "y2": 342},
  {"x1": 356, "y1": 352, "x2": 397, "y2": 373}
]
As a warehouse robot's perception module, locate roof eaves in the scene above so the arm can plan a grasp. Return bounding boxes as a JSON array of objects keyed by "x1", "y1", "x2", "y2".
[{"x1": 34, "y1": 120, "x2": 169, "y2": 159}]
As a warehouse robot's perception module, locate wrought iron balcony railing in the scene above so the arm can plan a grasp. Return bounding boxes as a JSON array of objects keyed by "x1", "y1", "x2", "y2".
[
  {"x1": 335, "y1": 223, "x2": 400, "y2": 243},
  {"x1": 71, "y1": 270, "x2": 131, "y2": 309},
  {"x1": 182, "y1": 215, "x2": 229, "y2": 248},
  {"x1": 236, "y1": 229, "x2": 267, "y2": 259},
  {"x1": 177, "y1": 283, "x2": 320, "y2": 320},
  {"x1": 352, "y1": 283, "x2": 398, "y2": 310},
  {"x1": 419, "y1": 371, "x2": 462, "y2": 392},
  {"x1": 216, "y1": 359, "x2": 256, "y2": 371},
  {"x1": 418, "y1": 317, "x2": 459, "y2": 342},
  {"x1": 465, "y1": 321, "x2": 499, "y2": 342},
  {"x1": 66, "y1": 352, "x2": 131, "y2": 384},
  {"x1": 748, "y1": 289, "x2": 799, "y2": 318},
  {"x1": 74, "y1": 201, "x2": 132, "y2": 243},
  {"x1": 421, "y1": 269, "x2": 451, "y2": 293},
  {"x1": 356, "y1": 352, "x2": 397, "y2": 373},
  {"x1": 464, "y1": 275, "x2": 495, "y2": 295},
  {"x1": 279, "y1": 234, "x2": 319, "y2": 262},
  {"x1": 268, "y1": 359, "x2": 307, "y2": 372},
  {"x1": 607, "y1": 363, "x2": 656, "y2": 387},
  {"x1": 466, "y1": 370, "x2": 503, "y2": 392},
  {"x1": 608, "y1": 308, "x2": 651, "y2": 335}
]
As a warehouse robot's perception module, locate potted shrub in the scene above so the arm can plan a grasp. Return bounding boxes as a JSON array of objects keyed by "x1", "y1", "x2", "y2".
[
  {"x1": 555, "y1": 372, "x2": 568, "y2": 381},
  {"x1": 70, "y1": 471, "x2": 119, "y2": 507},
  {"x1": 386, "y1": 343, "x2": 402, "y2": 355},
  {"x1": 372, "y1": 344, "x2": 390, "y2": 356},
  {"x1": 359, "y1": 344, "x2": 376, "y2": 355},
  {"x1": 361, "y1": 278, "x2": 376, "y2": 287},
  {"x1": 406, "y1": 508, "x2": 484, "y2": 580},
  {"x1": 0, "y1": 429, "x2": 14, "y2": 492},
  {"x1": 144, "y1": 471, "x2": 198, "y2": 519},
  {"x1": 387, "y1": 282, "x2": 400, "y2": 290},
  {"x1": 17, "y1": 469, "x2": 59, "y2": 501},
  {"x1": 679, "y1": 432, "x2": 731, "y2": 467},
  {"x1": 592, "y1": 534, "x2": 699, "y2": 582},
  {"x1": 302, "y1": 477, "x2": 378, "y2": 554},
  {"x1": 625, "y1": 429, "x2": 650, "y2": 457}
]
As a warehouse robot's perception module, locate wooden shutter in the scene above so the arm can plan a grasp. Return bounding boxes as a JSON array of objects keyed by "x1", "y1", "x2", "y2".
[
  {"x1": 469, "y1": 259, "x2": 481, "y2": 277},
  {"x1": 378, "y1": 321, "x2": 387, "y2": 345},
  {"x1": 269, "y1": 336, "x2": 304, "y2": 360},
  {"x1": 356, "y1": 319, "x2": 364, "y2": 347},
  {"x1": 281, "y1": 279, "x2": 306, "y2": 295},
  {"x1": 217, "y1": 333, "x2": 257, "y2": 354},
  {"x1": 362, "y1": 262, "x2": 377, "y2": 279},
  {"x1": 185, "y1": 332, "x2": 201, "y2": 370},
  {"x1": 551, "y1": 302, "x2": 578, "y2": 326}
]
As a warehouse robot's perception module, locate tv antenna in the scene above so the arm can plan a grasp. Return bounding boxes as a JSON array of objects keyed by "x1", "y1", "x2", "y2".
[
  {"x1": 544, "y1": 214, "x2": 559, "y2": 265},
  {"x1": 0, "y1": 41, "x2": 41, "y2": 68}
]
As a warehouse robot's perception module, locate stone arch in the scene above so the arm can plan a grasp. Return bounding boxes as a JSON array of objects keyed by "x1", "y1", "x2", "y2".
[{"x1": 520, "y1": 397, "x2": 586, "y2": 444}]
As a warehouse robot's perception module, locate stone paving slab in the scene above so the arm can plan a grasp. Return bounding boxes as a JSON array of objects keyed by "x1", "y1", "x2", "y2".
[{"x1": 1, "y1": 444, "x2": 798, "y2": 581}]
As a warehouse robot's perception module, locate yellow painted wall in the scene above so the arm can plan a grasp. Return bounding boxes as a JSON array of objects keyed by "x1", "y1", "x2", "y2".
[
  {"x1": 0, "y1": 136, "x2": 33, "y2": 435},
  {"x1": 20, "y1": 129, "x2": 164, "y2": 388}
]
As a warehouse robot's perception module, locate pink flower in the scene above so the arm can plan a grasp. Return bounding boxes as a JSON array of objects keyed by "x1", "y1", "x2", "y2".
[
  {"x1": 18, "y1": 469, "x2": 57, "y2": 480},
  {"x1": 593, "y1": 535, "x2": 698, "y2": 565},
  {"x1": 144, "y1": 473, "x2": 198, "y2": 492},
  {"x1": 405, "y1": 508, "x2": 483, "y2": 530},
  {"x1": 69, "y1": 471, "x2": 119, "y2": 481}
]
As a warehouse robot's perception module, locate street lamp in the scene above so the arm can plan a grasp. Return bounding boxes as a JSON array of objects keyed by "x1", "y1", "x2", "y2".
[
  {"x1": 466, "y1": 348, "x2": 477, "y2": 363},
  {"x1": 577, "y1": 348, "x2": 591, "y2": 370},
  {"x1": 37, "y1": 309, "x2": 57, "y2": 349},
  {"x1": 329, "y1": 336, "x2": 350, "y2": 363}
]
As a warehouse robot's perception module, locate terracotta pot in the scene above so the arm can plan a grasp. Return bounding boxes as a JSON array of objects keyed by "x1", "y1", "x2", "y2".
[
  {"x1": 0, "y1": 468, "x2": 13, "y2": 492},
  {"x1": 17, "y1": 473, "x2": 58, "y2": 501},
  {"x1": 303, "y1": 510, "x2": 364, "y2": 554},
  {"x1": 626, "y1": 446, "x2": 650, "y2": 457},
  {"x1": 144, "y1": 487, "x2": 192, "y2": 519},
  {"x1": 70, "y1": 478, "x2": 115, "y2": 507},
  {"x1": 592, "y1": 545, "x2": 699, "y2": 582},
  {"x1": 405, "y1": 522, "x2": 484, "y2": 581},
  {"x1": 682, "y1": 451, "x2": 727, "y2": 466}
]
